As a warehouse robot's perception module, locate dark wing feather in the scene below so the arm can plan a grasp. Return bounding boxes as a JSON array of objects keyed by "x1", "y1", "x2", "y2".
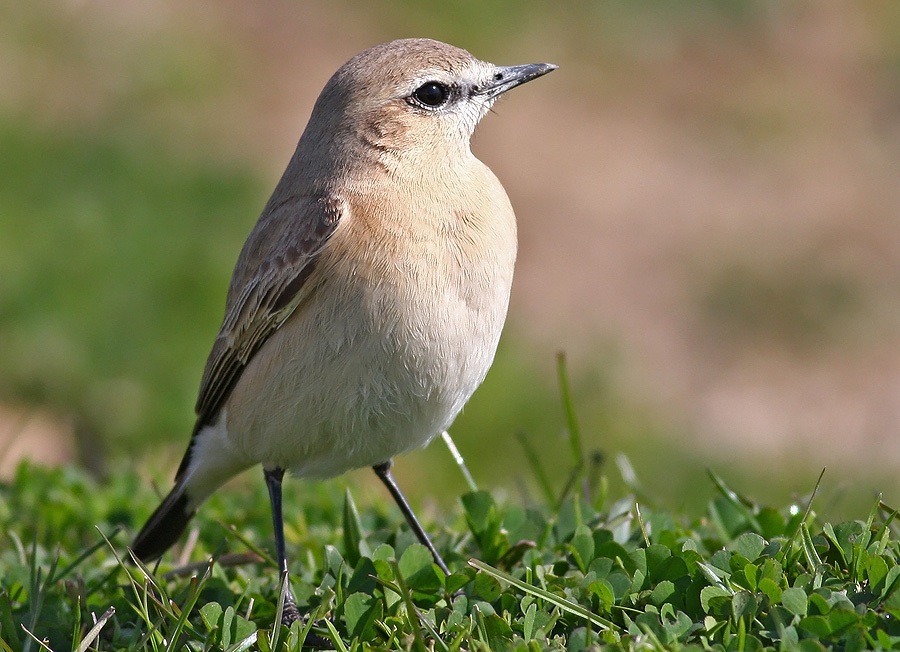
[{"x1": 175, "y1": 193, "x2": 342, "y2": 479}]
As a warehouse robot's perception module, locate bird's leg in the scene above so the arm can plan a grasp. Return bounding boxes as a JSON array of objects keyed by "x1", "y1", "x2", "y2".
[
  {"x1": 372, "y1": 460, "x2": 451, "y2": 575},
  {"x1": 264, "y1": 467, "x2": 302, "y2": 625}
]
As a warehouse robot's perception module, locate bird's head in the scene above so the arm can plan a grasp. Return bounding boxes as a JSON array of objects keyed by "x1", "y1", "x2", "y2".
[{"x1": 300, "y1": 38, "x2": 557, "y2": 166}]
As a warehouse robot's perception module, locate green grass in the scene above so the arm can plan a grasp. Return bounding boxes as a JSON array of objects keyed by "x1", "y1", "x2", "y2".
[{"x1": 4, "y1": 419, "x2": 900, "y2": 650}]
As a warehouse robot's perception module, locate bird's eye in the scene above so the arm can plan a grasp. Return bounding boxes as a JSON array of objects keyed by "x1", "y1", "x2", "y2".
[{"x1": 412, "y1": 82, "x2": 450, "y2": 108}]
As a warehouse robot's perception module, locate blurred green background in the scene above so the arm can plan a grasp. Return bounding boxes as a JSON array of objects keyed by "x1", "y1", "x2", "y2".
[{"x1": 2, "y1": 1, "x2": 900, "y2": 516}]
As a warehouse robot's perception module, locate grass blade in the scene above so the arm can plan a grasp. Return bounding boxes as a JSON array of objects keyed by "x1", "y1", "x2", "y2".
[
  {"x1": 58, "y1": 528, "x2": 122, "y2": 581},
  {"x1": 800, "y1": 522, "x2": 823, "y2": 569},
  {"x1": 556, "y1": 352, "x2": 584, "y2": 471},
  {"x1": 777, "y1": 468, "x2": 826, "y2": 565},
  {"x1": 342, "y1": 488, "x2": 363, "y2": 567},
  {"x1": 516, "y1": 431, "x2": 556, "y2": 506},
  {"x1": 441, "y1": 430, "x2": 478, "y2": 492},
  {"x1": 391, "y1": 560, "x2": 427, "y2": 652},
  {"x1": 707, "y1": 469, "x2": 763, "y2": 533},
  {"x1": 74, "y1": 606, "x2": 115, "y2": 652},
  {"x1": 468, "y1": 558, "x2": 615, "y2": 631},
  {"x1": 25, "y1": 544, "x2": 60, "y2": 652},
  {"x1": 20, "y1": 627, "x2": 53, "y2": 652},
  {"x1": 222, "y1": 524, "x2": 277, "y2": 567},
  {"x1": 321, "y1": 619, "x2": 349, "y2": 652}
]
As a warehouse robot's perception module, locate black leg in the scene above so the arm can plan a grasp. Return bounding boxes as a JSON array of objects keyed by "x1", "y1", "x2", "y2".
[
  {"x1": 264, "y1": 467, "x2": 301, "y2": 625},
  {"x1": 372, "y1": 460, "x2": 450, "y2": 575}
]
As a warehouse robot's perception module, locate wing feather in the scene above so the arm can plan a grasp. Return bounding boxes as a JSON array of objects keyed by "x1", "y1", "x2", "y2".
[{"x1": 175, "y1": 193, "x2": 342, "y2": 479}]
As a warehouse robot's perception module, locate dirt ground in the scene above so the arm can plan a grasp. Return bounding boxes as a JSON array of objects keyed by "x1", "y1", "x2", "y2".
[{"x1": 3, "y1": 1, "x2": 899, "y2": 477}]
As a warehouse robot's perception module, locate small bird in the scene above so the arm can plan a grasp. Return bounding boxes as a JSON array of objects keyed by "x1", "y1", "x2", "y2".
[{"x1": 132, "y1": 38, "x2": 556, "y2": 622}]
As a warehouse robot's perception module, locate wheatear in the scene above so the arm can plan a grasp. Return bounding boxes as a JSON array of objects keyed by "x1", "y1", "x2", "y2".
[{"x1": 132, "y1": 38, "x2": 556, "y2": 622}]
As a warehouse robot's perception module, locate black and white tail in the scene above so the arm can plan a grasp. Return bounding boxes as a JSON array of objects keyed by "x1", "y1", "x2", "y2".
[
  {"x1": 131, "y1": 420, "x2": 250, "y2": 561},
  {"x1": 131, "y1": 485, "x2": 194, "y2": 561}
]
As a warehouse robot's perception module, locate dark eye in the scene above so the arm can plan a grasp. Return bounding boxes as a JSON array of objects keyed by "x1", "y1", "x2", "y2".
[{"x1": 412, "y1": 81, "x2": 450, "y2": 108}]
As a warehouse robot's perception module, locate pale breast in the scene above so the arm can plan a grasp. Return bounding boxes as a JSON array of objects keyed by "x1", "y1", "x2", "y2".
[{"x1": 223, "y1": 159, "x2": 517, "y2": 478}]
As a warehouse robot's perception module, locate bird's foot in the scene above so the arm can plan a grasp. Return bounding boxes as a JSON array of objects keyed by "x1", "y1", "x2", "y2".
[
  {"x1": 280, "y1": 604, "x2": 336, "y2": 649},
  {"x1": 301, "y1": 628, "x2": 335, "y2": 650},
  {"x1": 280, "y1": 600, "x2": 303, "y2": 626}
]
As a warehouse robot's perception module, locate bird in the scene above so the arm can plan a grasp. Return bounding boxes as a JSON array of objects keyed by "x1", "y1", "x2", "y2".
[{"x1": 131, "y1": 37, "x2": 556, "y2": 623}]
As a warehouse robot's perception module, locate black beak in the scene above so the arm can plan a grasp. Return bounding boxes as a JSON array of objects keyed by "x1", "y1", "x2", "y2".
[{"x1": 477, "y1": 62, "x2": 558, "y2": 98}]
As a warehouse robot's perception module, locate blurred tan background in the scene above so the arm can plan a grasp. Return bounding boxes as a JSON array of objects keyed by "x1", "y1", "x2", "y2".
[{"x1": 1, "y1": 1, "x2": 899, "y2": 512}]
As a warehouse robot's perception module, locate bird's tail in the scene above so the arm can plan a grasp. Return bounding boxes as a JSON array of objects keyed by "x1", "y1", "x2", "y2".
[
  {"x1": 131, "y1": 420, "x2": 250, "y2": 562},
  {"x1": 131, "y1": 483, "x2": 194, "y2": 562}
]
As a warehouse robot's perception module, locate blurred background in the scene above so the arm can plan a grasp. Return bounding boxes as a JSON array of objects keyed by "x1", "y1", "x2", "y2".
[{"x1": 1, "y1": 0, "x2": 899, "y2": 516}]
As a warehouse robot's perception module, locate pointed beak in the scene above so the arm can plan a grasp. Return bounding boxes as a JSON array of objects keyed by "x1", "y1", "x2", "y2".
[{"x1": 477, "y1": 62, "x2": 558, "y2": 98}]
